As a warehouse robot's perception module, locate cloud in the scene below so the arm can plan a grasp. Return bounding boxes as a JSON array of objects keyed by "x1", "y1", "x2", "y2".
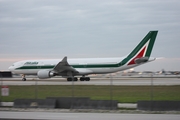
[{"x1": 0, "y1": 0, "x2": 180, "y2": 70}]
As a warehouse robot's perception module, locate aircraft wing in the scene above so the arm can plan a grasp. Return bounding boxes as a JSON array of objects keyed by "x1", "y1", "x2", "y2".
[{"x1": 53, "y1": 56, "x2": 78, "y2": 74}]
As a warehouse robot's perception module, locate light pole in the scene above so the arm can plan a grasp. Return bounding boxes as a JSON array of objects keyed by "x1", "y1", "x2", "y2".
[
  {"x1": 150, "y1": 73, "x2": 154, "y2": 111},
  {"x1": 35, "y1": 77, "x2": 38, "y2": 100},
  {"x1": 0, "y1": 73, "x2": 2, "y2": 107},
  {"x1": 150, "y1": 73, "x2": 154, "y2": 101},
  {"x1": 110, "y1": 74, "x2": 113, "y2": 110}
]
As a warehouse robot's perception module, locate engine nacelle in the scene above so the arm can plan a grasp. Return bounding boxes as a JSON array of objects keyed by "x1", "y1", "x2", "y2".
[{"x1": 37, "y1": 70, "x2": 56, "y2": 79}]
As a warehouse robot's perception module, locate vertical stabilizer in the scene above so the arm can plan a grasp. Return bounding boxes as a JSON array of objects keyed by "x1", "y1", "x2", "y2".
[{"x1": 121, "y1": 31, "x2": 158, "y2": 65}]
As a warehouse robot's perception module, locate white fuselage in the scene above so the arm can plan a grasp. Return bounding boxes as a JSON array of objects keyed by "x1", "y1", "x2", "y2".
[{"x1": 9, "y1": 57, "x2": 139, "y2": 76}]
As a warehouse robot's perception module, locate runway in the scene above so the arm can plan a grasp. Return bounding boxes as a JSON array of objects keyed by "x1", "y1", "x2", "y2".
[
  {"x1": 0, "y1": 111, "x2": 180, "y2": 120},
  {"x1": 1, "y1": 77, "x2": 180, "y2": 86}
]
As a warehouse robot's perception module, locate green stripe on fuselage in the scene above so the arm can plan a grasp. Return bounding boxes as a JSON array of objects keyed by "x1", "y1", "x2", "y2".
[
  {"x1": 72, "y1": 63, "x2": 120, "y2": 68},
  {"x1": 16, "y1": 62, "x2": 123, "y2": 70},
  {"x1": 16, "y1": 65, "x2": 54, "y2": 70}
]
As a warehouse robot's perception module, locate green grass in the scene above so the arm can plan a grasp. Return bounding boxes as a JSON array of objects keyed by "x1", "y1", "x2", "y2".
[{"x1": 1, "y1": 85, "x2": 180, "y2": 103}]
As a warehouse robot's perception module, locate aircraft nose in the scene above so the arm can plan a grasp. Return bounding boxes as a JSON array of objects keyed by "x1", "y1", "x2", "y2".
[{"x1": 8, "y1": 66, "x2": 15, "y2": 71}]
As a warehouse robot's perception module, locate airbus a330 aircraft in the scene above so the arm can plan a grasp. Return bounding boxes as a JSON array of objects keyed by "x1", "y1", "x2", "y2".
[{"x1": 9, "y1": 31, "x2": 158, "y2": 81}]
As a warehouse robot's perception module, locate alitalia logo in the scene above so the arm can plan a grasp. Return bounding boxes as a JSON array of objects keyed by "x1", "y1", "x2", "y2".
[{"x1": 24, "y1": 62, "x2": 38, "y2": 65}]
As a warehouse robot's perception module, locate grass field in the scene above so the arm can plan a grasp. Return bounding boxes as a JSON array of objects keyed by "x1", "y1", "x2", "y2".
[{"x1": 1, "y1": 85, "x2": 180, "y2": 103}]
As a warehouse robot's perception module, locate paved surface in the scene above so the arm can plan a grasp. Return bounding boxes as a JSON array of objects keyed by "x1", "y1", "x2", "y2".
[
  {"x1": 1, "y1": 77, "x2": 180, "y2": 86},
  {"x1": 0, "y1": 111, "x2": 180, "y2": 120}
]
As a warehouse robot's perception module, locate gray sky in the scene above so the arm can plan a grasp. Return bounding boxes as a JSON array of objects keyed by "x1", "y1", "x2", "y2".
[{"x1": 0, "y1": 0, "x2": 180, "y2": 71}]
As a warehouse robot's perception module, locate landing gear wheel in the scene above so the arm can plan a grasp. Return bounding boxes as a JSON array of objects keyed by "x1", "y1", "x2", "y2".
[
  {"x1": 80, "y1": 77, "x2": 90, "y2": 81},
  {"x1": 22, "y1": 78, "x2": 26, "y2": 81},
  {"x1": 74, "y1": 77, "x2": 78, "y2": 81},
  {"x1": 67, "y1": 77, "x2": 78, "y2": 81},
  {"x1": 80, "y1": 77, "x2": 85, "y2": 81},
  {"x1": 21, "y1": 74, "x2": 26, "y2": 81},
  {"x1": 85, "y1": 77, "x2": 90, "y2": 81},
  {"x1": 67, "y1": 78, "x2": 72, "y2": 81}
]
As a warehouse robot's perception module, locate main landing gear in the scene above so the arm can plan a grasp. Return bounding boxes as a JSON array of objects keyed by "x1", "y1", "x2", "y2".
[
  {"x1": 67, "y1": 77, "x2": 78, "y2": 81},
  {"x1": 67, "y1": 77, "x2": 90, "y2": 81},
  {"x1": 80, "y1": 77, "x2": 90, "y2": 81}
]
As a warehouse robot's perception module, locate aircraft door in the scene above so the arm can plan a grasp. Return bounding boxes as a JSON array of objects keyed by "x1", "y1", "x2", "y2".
[
  {"x1": 79, "y1": 63, "x2": 87, "y2": 68},
  {"x1": 37, "y1": 62, "x2": 43, "y2": 69}
]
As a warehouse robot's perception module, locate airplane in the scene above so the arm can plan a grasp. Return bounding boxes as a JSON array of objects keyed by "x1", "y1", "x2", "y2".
[{"x1": 8, "y1": 31, "x2": 158, "y2": 81}]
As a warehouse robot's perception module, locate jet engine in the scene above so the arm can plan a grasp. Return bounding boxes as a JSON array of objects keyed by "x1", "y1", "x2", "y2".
[{"x1": 37, "y1": 70, "x2": 56, "y2": 79}]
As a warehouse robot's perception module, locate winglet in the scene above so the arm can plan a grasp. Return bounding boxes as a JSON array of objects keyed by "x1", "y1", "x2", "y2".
[
  {"x1": 53, "y1": 56, "x2": 69, "y2": 71},
  {"x1": 61, "y1": 56, "x2": 68, "y2": 64}
]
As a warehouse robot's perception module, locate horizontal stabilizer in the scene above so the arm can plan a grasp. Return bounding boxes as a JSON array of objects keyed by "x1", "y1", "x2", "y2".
[{"x1": 135, "y1": 57, "x2": 149, "y2": 64}]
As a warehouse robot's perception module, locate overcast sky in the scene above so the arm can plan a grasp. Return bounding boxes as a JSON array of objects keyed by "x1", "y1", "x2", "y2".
[{"x1": 0, "y1": 0, "x2": 180, "y2": 71}]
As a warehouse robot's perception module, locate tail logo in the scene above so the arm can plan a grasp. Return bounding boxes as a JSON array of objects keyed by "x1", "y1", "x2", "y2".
[
  {"x1": 128, "y1": 46, "x2": 146, "y2": 65},
  {"x1": 127, "y1": 40, "x2": 150, "y2": 65}
]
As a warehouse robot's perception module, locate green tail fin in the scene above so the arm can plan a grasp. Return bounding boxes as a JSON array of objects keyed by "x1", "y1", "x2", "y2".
[{"x1": 121, "y1": 31, "x2": 158, "y2": 65}]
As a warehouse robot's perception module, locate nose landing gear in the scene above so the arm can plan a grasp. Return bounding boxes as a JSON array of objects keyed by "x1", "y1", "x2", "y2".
[{"x1": 22, "y1": 74, "x2": 26, "y2": 81}]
